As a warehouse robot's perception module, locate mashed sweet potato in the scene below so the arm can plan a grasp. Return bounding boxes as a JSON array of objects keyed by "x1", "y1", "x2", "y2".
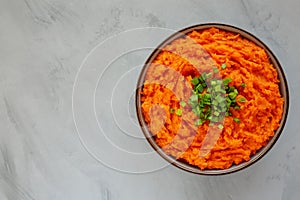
[{"x1": 140, "y1": 27, "x2": 284, "y2": 170}]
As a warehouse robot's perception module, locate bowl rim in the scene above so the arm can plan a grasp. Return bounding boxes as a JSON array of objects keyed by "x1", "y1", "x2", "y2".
[{"x1": 135, "y1": 23, "x2": 289, "y2": 175}]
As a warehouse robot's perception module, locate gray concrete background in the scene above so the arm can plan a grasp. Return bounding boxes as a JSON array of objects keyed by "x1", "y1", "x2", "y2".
[{"x1": 0, "y1": 0, "x2": 300, "y2": 199}]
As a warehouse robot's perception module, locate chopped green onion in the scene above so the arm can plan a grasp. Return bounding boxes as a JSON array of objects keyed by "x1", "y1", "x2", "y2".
[
  {"x1": 221, "y1": 63, "x2": 227, "y2": 69},
  {"x1": 194, "y1": 106, "x2": 201, "y2": 116},
  {"x1": 220, "y1": 106, "x2": 227, "y2": 112},
  {"x1": 195, "y1": 119, "x2": 203, "y2": 126},
  {"x1": 227, "y1": 86, "x2": 236, "y2": 93},
  {"x1": 199, "y1": 99, "x2": 204, "y2": 108},
  {"x1": 206, "y1": 72, "x2": 213, "y2": 78},
  {"x1": 206, "y1": 107, "x2": 212, "y2": 114},
  {"x1": 214, "y1": 111, "x2": 220, "y2": 116},
  {"x1": 226, "y1": 96, "x2": 231, "y2": 102},
  {"x1": 192, "y1": 108, "x2": 197, "y2": 116},
  {"x1": 223, "y1": 78, "x2": 232, "y2": 85},
  {"x1": 218, "y1": 124, "x2": 224, "y2": 129},
  {"x1": 233, "y1": 118, "x2": 240, "y2": 123},
  {"x1": 219, "y1": 101, "x2": 227, "y2": 107},
  {"x1": 189, "y1": 94, "x2": 198, "y2": 102},
  {"x1": 189, "y1": 74, "x2": 242, "y2": 126},
  {"x1": 238, "y1": 97, "x2": 247, "y2": 103},
  {"x1": 199, "y1": 75, "x2": 205, "y2": 83},
  {"x1": 226, "y1": 102, "x2": 231, "y2": 109},
  {"x1": 191, "y1": 77, "x2": 199, "y2": 85},
  {"x1": 176, "y1": 109, "x2": 182, "y2": 116},
  {"x1": 204, "y1": 110, "x2": 209, "y2": 118},
  {"x1": 188, "y1": 100, "x2": 197, "y2": 108},
  {"x1": 169, "y1": 108, "x2": 175, "y2": 114},
  {"x1": 200, "y1": 112, "x2": 205, "y2": 118},
  {"x1": 241, "y1": 83, "x2": 246, "y2": 88},
  {"x1": 203, "y1": 101, "x2": 211, "y2": 105},
  {"x1": 204, "y1": 93, "x2": 211, "y2": 100},
  {"x1": 214, "y1": 85, "x2": 222, "y2": 92},
  {"x1": 212, "y1": 105, "x2": 218, "y2": 111},
  {"x1": 211, "y1": 117, "x2": 219, "y2": 122},
  {"x1": 212, "y1": 100, "x2": 218, "y2": 106},
  {"x1": 216, "y1": 95, "x2": 225, "y2": 103},
  {"x1": 216, "y1": 80, "x2": 223, "y2": 85},
  {"x1": 180, "y1": 101, "x2": 186, "y2": 107},
  {"x1": 234, "y1": 105, "x2": 240, "y2": 110},
  {"x1": 228, "y1": 92, "x2": 237, "y2": 100},
  {"x1": 195, "y1": 84, "x2": 204, "y2": 93},
  {"x1": 211, "y1": 80, "x2": 217, "y2": 86}
]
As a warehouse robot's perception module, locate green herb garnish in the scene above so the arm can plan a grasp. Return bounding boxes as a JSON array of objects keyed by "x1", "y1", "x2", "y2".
[
  {"x1": 218, "y1": 124, "x2": 224, "y2": 129},
  {"x1": 176, "y1": 109, "x2": 182, "y2": 116},
  {"x1": 233, "y1": 118, "x2": 240, "y2": 123},
  {"x1": 213, "y1": 68, "x2": 219, "y2": 73},
  {"x1": 223, "y1": 78, "x2": 232, "y2": 86},
  {"x1": 180, "y1": 101, "x2": 186, "y2": 107},
  {"x1": 195, "y1": 119, "x2": 203, "y2": 126},
  {"x1": 191, "y1": 77, "x2": 199, "y2": 85},
  {"x1": 234, "y1": 105, "x2": 240, "y2": 110},
  {"x1": 188, "y1": 72, "x2": 242, "y2": 126},
  {"x1": 195, "y1": 84, "x2": 204, "y2": 93},
  {"x1": 238, "y1": 97, "x2": 247, "y2": 103},
  {"x1": 228, "y1": 92, "x2": 237, "y2": 100},
  {"x1": 206, "y1": 72, "x2": 213, "y2": 78}
]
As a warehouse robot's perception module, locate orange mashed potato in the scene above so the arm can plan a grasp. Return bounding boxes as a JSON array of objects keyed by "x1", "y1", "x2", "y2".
[{"x1": 140, "y1": 27, "x2": 284, "y2": 170}]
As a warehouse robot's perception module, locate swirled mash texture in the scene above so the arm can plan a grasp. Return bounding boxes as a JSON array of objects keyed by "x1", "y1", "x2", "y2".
[{"x1": 141, "y1": 28, "x2": 284, "y2": 170}]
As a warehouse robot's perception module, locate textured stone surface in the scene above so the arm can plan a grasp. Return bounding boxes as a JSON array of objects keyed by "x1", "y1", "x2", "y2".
[{"x1": 0, "y1": 0, "x2": 299, "y2": 199}]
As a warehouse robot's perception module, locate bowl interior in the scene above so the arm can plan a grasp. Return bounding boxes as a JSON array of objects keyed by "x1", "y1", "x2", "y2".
[{"x1": 136, "y1": 23, "x2": 289, "y2": 175}]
